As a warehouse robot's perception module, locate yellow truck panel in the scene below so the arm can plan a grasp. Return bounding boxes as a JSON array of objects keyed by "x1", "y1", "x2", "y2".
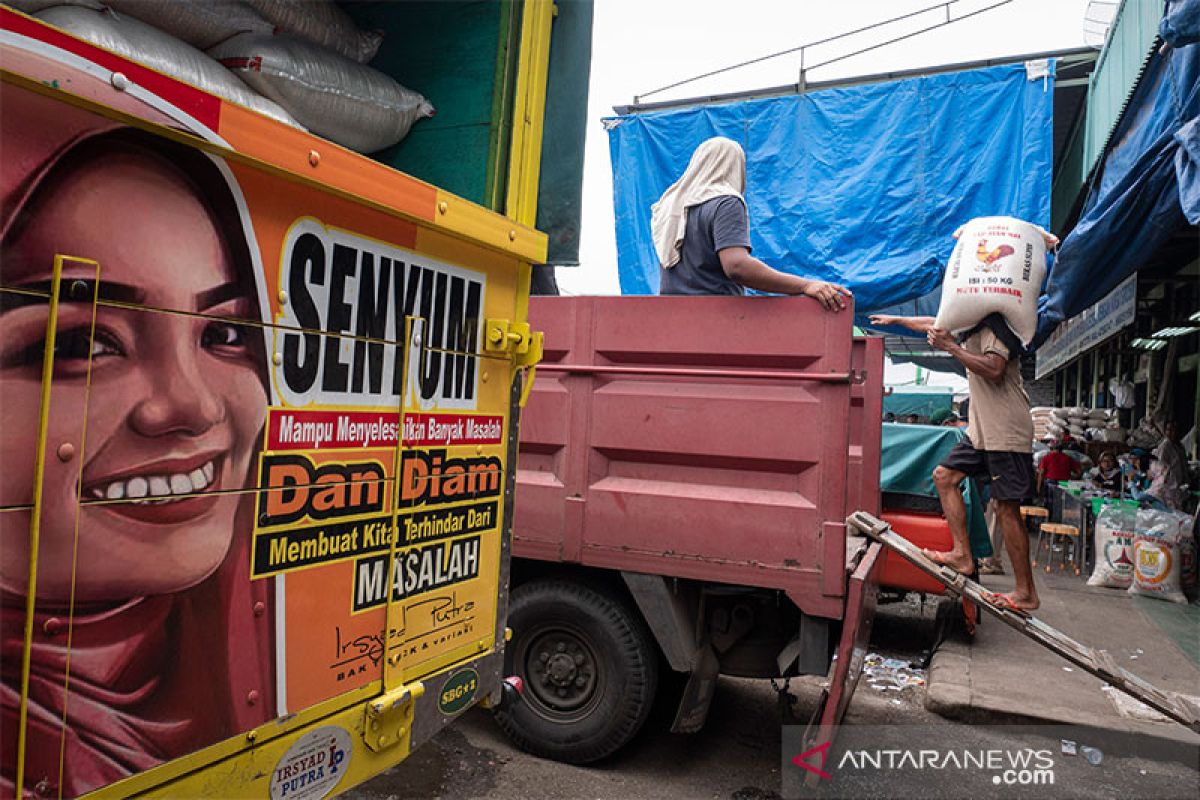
[{"x1": 0, "y1": 3, "x2": 568, "y2": 796}]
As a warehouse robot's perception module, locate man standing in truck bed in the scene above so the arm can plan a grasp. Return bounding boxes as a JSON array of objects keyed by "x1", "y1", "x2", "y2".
[
  {"x1": 651, "y1": 137, "x2": 852, "y2": 308},
  {"x1": 869, "y1": 312, "x2": 1039, "y2": 611}
]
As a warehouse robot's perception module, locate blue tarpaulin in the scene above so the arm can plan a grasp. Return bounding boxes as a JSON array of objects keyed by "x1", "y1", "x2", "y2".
[
  {"x1": 606, "y1": 62, "x2": 1055, "y2": 314},
  {"x1": 880, "y1": 423, "x2": 992, "y2": 558},
  {"x1": 1034, "y1": 9, "x2": 1200, "y2": 347}
]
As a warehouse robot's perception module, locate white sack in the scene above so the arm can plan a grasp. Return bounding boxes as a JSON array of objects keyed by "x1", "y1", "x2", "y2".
[
  {"x1": 1087, "y1": 504, "x2": 1135, "y2": 589},
  {"x1": 37, "y1": 6, "x2": 300, "y2": 128},
  {"x1": 934, "y1": 216, "x2": 1056, "y2": 346},
  {"x1": 105, "y1": 0, "x2": 272, "y2": 50},
  {"x1": 247, "y1": 0, "x2": 381, "y2": 63},
  {"x1": 5, "y1": 0, "x2": 103, "y2": 12},
  {"x1": 1128, "y1": 510, "x2": 1187, "y2": 604},
  {"x1": 211, "y1": 33, "x2": 433, "y2": 153},
  {"x1": 1180, "y1": 516, "x2": 1196, "y2": 595}
]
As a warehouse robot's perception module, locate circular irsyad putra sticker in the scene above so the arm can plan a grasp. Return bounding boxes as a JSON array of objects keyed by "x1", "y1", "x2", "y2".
[{"x1": 269, "y1": 726, "x2": 352, "y2": 800}]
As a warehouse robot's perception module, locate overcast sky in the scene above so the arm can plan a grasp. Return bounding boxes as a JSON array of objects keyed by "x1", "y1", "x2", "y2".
[{"x1": 558, "y1": 0, "x2": 1098, "y2": 388}]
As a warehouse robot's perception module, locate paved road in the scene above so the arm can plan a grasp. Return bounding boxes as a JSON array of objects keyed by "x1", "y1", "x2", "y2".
[{"x1": 346, "y1": 597, "x2": 1199, "y2": 800}]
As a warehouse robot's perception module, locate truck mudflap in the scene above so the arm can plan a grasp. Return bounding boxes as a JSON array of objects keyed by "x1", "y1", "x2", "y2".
[
  {"x1": 798, "y1": 539, "x2": 883, "y2": 772},
  {"x1": 847, "y1": 511, "x2": 1200, "y2": 735}
]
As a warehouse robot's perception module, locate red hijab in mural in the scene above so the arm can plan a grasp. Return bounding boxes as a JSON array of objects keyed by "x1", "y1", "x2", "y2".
[{"x1": 0, "y1": 88, "x2": 275, "y2": 798}]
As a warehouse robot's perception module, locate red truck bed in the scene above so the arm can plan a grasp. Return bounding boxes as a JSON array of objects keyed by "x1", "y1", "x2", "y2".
[{"x1": 515, "y1": 295, "x2": 883, "y2": 621}]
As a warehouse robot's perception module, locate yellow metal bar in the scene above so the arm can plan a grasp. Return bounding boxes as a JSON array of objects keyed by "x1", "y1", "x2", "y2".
[
  {"x1": 56, "y1": 260, "x2": 101, "y2": 800},
  {"x1": 15, "y1": 255, "x2": 99, "y2": 798},
  {"x1": 15, "y1": 255, "x2": 64, "y2": 799},
  {"x1": 383, "y1": 318, "x2": 417, "y2": 692},
  {"x1": 505, "y1": 0, "x2": 555, "y2": 229}
]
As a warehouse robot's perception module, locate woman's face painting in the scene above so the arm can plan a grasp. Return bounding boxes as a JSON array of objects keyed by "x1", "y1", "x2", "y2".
[{"x1": 0, "y1": 150, "x2": 266, "y2": 603}]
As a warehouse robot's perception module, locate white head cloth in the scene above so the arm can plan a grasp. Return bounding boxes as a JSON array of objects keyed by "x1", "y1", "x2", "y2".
[{"x1": 650, "y1": 136, "x2": 746, "y2": 269}]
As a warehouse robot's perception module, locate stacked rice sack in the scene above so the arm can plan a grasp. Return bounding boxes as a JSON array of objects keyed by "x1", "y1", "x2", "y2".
[
  {"x1": 10, "y1": 0, "x2": 432, "y2": 153},
  {"x1": 1031, "y1": 406, "x2": 1124, "y2": 443},
  {"x1": 1030, "y1": 407, "x2": 1056, "y2": 440}
]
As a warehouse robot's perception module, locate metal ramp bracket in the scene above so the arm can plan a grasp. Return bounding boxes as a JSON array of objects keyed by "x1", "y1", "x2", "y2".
[{"x1": 846, "y1": 511, "x2": 1200, "y2": 734}]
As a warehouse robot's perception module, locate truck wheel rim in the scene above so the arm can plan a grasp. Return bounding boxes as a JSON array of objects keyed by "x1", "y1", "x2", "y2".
[{"x1": 520, "y1": 625, "x2": 602, "y2": 719}]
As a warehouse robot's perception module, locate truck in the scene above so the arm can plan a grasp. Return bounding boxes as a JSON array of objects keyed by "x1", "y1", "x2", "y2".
[
  {"x1": 0, "y1": 2, "x2": 590, "y2": 796},
  {"x1": 496, "y1": 294, "x2": 886, "y2": 763}
]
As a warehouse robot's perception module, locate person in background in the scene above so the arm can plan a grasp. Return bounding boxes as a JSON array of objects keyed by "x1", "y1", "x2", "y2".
[
  {"x1": 1153, "y1": 420, "x2": 1188, "y2": 509},
  {"x1": 978, "y1": 496, "x2": 1005, "y2": 575},
  {"x1": 1123, "y1": 448, "x2": 1152, "y2": 495},
  {"x1": 884, "y1": 412, "x2": 897, "y2": 423},
  {"x1": 942, "y1": 413, "x2": 962, "y2": 428},
  {"x1": 1038, "y1": 437, "x2": 1082, "y2": 499},
  {"x1": 652, "y1": 137, "x2": 852, "y2": 307},
  {"x1": 1088, "y1": 451, "x2": 1121, "y2": 494},
  {"x1": 867, "y1": 311, "x2": 1039, "y2": 611},
  {"x1": 904, "y1": 413, "x2": 920, "y2": 424}
]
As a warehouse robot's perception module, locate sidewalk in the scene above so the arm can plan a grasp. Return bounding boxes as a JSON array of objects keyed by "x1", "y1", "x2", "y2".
[{"x1": 925, "y1": 555, "x2": 1200, "y2": 744}]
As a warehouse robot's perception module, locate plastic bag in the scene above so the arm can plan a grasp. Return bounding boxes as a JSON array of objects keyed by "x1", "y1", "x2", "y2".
[
  {"x1": 934, "y1": 217, "x2": 1055, "y2": 347},
  {"x1": 1179, "y1": 515, "x2": 1196, "y2": 596},
  {"x1": 211, "y1": 33, "x2": 433, "y2": 153},
  {"x1": 1128, "y1": 510, "x2": 1187, "y2": 604},
  {"x1": 36, "y1": 6, "x2": 302, "y2": 129},
  {"x1": 247, "y1": 0, "x2": 382, "y2": 63},
  {"x1": 1087, "y1": 504, "x2": 1136, "y2": 588},
  {"x1": 105, "y1": 0, "x2": 272, "y2": 50}
]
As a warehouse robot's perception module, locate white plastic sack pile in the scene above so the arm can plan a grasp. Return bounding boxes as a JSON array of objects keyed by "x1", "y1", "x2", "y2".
[
  {"x1": 5, "y1": 0, "x2": 103, "y2": 13},
  {"x1": 1086, "y1": 504, "x2": 1136, "y2": 589},
  {"x1": 212, "y1": 33, "x2": 433, "y2": 153},
  {"x1": 934, "y1": 217, "x2": 1057, "y2": 347},
  {"x1": 105, "y1": 0, "x2": 272, "y2": 50},
  {"x1": 1128, "y1": 509, "x2": 1188, "y2": 604},
  {"x1": 247, "y1": 0, "x2": 382, "y2": 64},
  {"x1": 36, "y1": 6, "x2": 301, "y2": 129}
]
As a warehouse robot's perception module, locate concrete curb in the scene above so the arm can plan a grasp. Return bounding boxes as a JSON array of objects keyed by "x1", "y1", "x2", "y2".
[
  {"x1": 924, "y1": 647, "x2": 971, "y2": 716},
  {"x1": 925, "y1": 641, "x2": 1200, "y2": 746}
]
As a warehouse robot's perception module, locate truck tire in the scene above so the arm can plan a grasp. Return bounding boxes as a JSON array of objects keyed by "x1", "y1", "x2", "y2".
[{"x1": 495, "y1": 579, "x2": 658, "y2": 763}]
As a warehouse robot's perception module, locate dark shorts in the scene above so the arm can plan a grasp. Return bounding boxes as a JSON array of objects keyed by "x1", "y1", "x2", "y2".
[{"x1": 939, "y1": 438, "x2": 1036, "y2": 502}]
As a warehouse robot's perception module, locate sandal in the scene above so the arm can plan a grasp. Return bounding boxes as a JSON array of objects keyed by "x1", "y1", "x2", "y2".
[{"x1": 980, "y1": 590, "x2": 1032, "y2": 617}]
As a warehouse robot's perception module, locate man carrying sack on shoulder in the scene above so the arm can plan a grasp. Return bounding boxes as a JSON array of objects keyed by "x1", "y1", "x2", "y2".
[{"x1": 868, "y1": 312, "x2": 1040, "y2": 611}]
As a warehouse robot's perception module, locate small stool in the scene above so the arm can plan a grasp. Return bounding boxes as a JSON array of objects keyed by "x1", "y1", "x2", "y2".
[
  {"x1": 1021, "y1": 506, "x2": 1050, "y2": 566},
  {"x1": 1037, "y1": 523, "x2": 1081, "y2": 574}
]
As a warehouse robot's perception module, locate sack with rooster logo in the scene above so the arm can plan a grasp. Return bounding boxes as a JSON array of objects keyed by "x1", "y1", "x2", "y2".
[{"x1": 933, "y1": 216, "x2": 1057, "y2": 348}]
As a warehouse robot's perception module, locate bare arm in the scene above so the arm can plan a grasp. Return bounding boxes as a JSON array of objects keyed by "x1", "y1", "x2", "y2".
[
  {"x1": 927, "y1": 328, "x2": 1007, "y2": 382},
  {"x1": 718, "y1": 247, "x2": 852, "y2": 311},
  {"x1": 867, "y1": 314, "x2": 936, "y2": 334}
]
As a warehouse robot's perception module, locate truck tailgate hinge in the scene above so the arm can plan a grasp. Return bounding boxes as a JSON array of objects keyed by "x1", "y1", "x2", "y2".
[
  {"x1": 363, "y1": 681, "x2": 424, "y2": 753},
  {"x1": 484, "y1": 318, "x2": 543, "y2": 405}
]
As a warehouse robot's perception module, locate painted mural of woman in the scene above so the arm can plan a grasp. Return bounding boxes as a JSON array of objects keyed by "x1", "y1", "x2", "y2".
[{"x1": 1, "y1": 89, "x2": 275, "y2": 798}]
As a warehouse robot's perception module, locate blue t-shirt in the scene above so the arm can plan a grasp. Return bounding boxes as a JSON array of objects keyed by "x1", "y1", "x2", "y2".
[{"x1": 659, "y1": 195, "x2": 751, "y2": 296}]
